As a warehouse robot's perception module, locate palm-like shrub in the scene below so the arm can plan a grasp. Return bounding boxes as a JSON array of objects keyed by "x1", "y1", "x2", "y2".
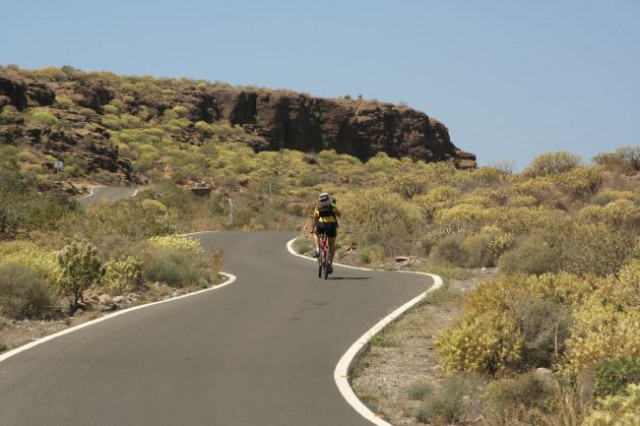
[{"x1": 55, "y1": 240, "x2": 104, "y2": 310}]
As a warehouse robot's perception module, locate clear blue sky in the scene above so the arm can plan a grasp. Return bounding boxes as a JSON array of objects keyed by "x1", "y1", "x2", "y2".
[{"x1": 3, "y1": 0, "x2": 638, "y2": 170}]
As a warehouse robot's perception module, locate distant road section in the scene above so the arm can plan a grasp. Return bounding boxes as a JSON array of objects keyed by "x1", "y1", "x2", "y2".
[
  {"x1": 77, "y1": 186, "x2": 137, "y2": 207},
  {"x1": 0, "y1": 231, "x2": 432, "y2": 425}
]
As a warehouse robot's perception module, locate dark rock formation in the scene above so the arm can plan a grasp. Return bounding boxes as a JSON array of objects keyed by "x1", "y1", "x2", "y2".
[
  {"x1": 0, "y1": 67, "x2": 477, "y2": 180},
  {"x1": 189, "y1": 88, "x2": 476, "y2": 168}
]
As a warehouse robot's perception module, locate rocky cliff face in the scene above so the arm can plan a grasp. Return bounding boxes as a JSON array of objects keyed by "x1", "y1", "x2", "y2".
[
  {"x1": 0, "y1": 67, "x2": 476, "y2": 181},
  {"x1": 189, "y1": 87, "x2": 475, "y2": 168}
]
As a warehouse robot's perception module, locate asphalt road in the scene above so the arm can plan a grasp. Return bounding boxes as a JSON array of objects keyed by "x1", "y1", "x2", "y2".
[
  {"x1": 77, "y1": 186, "x2": 138, "y2": 207},
  {"x1": 0, "y1": 231, "x2": 433, "y2": 426}
]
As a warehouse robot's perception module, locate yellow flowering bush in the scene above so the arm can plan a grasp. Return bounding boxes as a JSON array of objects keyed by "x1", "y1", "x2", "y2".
[
  {"x1": 100, "y1": 256, "x2": 144, "y2": 295},
  {"x1": 434, "y1": 203, "x2": 491, "y2": 235},
  {"x1": 148, "y1": 235, "x2": 204, "y2": 256},
  {"x1": 0, "y1": 241, "x2": 60, "y2": 284},
  {"x1": 553, "y1": 166, "x2": 604, "y2": 199},
  {"x1": 435, "y1": 311, "x2": 523, "y2": 376},
  {"x1": 601, "y1": 199, "x2": 640, "y2": 228},
  {"x1": 582, "y1": 384, "x2": 640, "y2": 426},
  {"x1": 564, "y1": 308, "x2": 640, "y2": 374},
  {"x1": 341, "y1": 187, "x2": 423, "y2": 256},
  {"x1": 523, "y1": 151, "x2": 582, "y2": 177}
]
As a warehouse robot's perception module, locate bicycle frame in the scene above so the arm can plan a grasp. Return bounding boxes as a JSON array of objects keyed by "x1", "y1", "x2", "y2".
[{"x1": 317, "y1": 231, "x2": 331, "y2": 280}]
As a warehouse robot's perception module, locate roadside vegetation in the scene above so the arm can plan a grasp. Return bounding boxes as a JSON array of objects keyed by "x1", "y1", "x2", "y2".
[{"x1": 2, "y1": 66, "x2": 640, "y2": 424}]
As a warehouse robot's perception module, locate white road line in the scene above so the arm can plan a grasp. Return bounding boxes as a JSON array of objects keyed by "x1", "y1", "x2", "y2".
[
  {"x1": 286, "y1": 237, "x2": 443, "y2": 426},
  {"x1": 5, "y1": 233, "x2": 441, "y2": 426},
  {"x1": 0, "y1": 273, "x2": 236, "y2": 363}
]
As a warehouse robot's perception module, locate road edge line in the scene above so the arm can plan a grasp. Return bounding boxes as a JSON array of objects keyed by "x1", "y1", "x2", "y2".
[
  {"x1": 0, "y1": 272, "x2": 236, "y2": 363},
  {"x1": 286, "y1": 237, "x2": 443, "y2": 425}
]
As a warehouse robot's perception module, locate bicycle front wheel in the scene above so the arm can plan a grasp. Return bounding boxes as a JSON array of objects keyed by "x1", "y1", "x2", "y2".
[{"x1": 323, "y1": 249, "x2": 331, "y2": 280}]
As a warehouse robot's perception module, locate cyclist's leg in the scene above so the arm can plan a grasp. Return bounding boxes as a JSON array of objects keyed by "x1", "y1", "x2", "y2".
[
  {"x1": 328, "y1": 237, "x2": 336, "y2": 262},
  {"x1": 312, "y1": 224, "x2": 322, "y2": 256},
  {"x1": 328, "y1": 223, "x2": 338, "y2": 267}
]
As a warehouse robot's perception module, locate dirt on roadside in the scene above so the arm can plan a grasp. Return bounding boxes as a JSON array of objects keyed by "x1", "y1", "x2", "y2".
[{"x1": 350, "y1": 268, "x2": 497, "y2": 426}]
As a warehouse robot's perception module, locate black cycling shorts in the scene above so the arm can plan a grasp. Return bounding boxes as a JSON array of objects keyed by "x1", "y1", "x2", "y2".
[{"x1": 316, "y1": 222, "x2": 337, "y2": 238}]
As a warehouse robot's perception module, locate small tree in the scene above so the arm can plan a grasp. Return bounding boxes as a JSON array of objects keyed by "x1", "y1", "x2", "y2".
[
  {"x1": 56, "y1": 240, "x2": 104, "y2": 312},
  {"x1": 617, "y1": 146, "x2": 640, "y2": 172},
  {"x1": 524, "y1": 151, "x2": 582, "y2": 177}
]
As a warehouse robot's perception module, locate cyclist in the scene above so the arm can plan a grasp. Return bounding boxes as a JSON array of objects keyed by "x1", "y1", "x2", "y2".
[{"x1": 312, "y1": 192, "x2": 341, "y2": 273}]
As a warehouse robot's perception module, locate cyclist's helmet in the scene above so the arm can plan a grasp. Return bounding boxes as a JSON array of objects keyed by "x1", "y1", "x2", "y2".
[{"x1": 319, "y1": 192, "x2": 330, "y2": 202}]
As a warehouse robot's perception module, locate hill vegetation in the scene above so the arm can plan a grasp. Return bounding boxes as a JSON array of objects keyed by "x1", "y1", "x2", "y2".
[{"x1": 2, "y1": 66, "x2": 640, "y2": 424}]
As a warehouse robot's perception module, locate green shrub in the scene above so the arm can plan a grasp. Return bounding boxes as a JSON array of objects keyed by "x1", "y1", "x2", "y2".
[
  {"x1": 413, "y1": 376, "x2": 472, "y2": 424},
  {"x1": 498, "y1": 235, "x2": 560, "y2": 276},
  {"x1": 524, "y1": 151, "x2": 582, "y2": 177},
  {"x1": 141, "y1": 245, "x2": 214, "y2": 288},
  {"x1": 616, "y1": 146, "x2": 640, "y2": 172},
  {"x1": 594, "y1": 358, "x2": 640, "y2": 398},
  {"x1": 148, "y1": 234, "x2": 204, "y2": 256},
  {"x1": 558, "y1": 223, "x2": 634, "y2": 277},
  {"x1": 407, "y1": 381, "x2": 433, "y2": 400},
  {"x1": 553, "y1": 166, "x2": 604, "y2": 199},
  {"x1": 0, "y1": 106, "x2": 20, "y2": 124},
  {"x1": 580, "y1": 199, "x2": 640, "y2": 229},
  {"x1": 0, "y1": 263, "x2": 54, "y2": 319},
  {"x1": 419, "y1": 283, "x2": 461, "y2": 307},
  {"x1": 57, "y1": 199, "x2": 173, "y2": 258},
  {"x1": 435, "y1": 311, "x2": 523, "y2": 376},
  {"x1": 483, "y1": 372, "x2": 557, "y2": 425},
  {"x1": 100, "y1": 256, "x2": 144, "y2": 295},
  {"x1": 434, "y1": 203, "x2": 491, "y2": 235},
  {"x1": 564, "y1": 308, "x2": 640, "y2": 374},
  {"x1": 379, "y1": 173, "x2": 429, "y2": 199},
  {"x1": 55, "y1": 240, "x2": 104, "y2": 310},
  {"x1": 460, "y1": 234, "x2": 494, "y2": 268},
  {"x1": 0, "y1": 241, "x2": 60, "y2": 284},
  {"x1": 517, "y1": 298, "x2": 573, "y2": 368},
  {"x1": 16, "y1": 193, "x2": 79, "y2": 231},
  {"x1": 291, "y1": 238, "x2": 314, "y2": 256},
  {"x1": 594, "y1": 146, "x2": 640, "y2": 174},
  {"x1": 26, "y1": 108, "x2": 59, "y2": 126},
  {"x1": 461, "y1": 228, "x2": 513, "y2": 268},
  {"x1": 342, "y1": 187, "x2": 422, "y2": 257},
  {"x1": 53, "y1": 95, "x2": 74, "y2": 109},
  {"x1": 431, "y1": 233, "x2": 467, "y2": 266},
  {"x1": 0, "y1": 204, "x2": 23, "y2": 239}
]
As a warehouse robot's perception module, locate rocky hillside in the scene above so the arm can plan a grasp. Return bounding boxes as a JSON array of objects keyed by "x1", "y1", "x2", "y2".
[{"x1": 0, "y1": 66, "x2": 476, "y2": 182}]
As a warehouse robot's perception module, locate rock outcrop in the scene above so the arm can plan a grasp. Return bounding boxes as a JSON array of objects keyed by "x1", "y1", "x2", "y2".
[
  {"x1": 206, "y1": 89, "x2": 476, "y2": 168},
  {"x1": 0, "y1": 67, "x2": 476, "y2": 181}
]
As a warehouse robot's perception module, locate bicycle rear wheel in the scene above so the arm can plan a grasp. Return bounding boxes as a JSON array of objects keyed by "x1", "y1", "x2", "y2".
[{"x1": 323, "y1": 248, "x2": 331, "y2": 280}]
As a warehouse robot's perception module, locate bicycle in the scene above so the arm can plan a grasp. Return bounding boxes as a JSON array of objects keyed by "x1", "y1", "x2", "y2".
[{"x1": 317, "y1": 231, "x2": 331, "y2": 280}]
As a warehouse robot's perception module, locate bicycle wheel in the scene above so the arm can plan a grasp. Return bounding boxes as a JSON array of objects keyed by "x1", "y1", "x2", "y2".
[{"x1": 323, "y1": 248, "x2": 331, "y2": 280}]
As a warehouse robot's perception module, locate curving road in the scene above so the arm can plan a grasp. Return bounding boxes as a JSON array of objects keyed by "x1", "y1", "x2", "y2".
[
  {"x1": 77, "y1": 186, "x2": 138, "y2": 207},
  {"x1": 0, "y1": 231, "x2": 433, "y2": 425}
]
